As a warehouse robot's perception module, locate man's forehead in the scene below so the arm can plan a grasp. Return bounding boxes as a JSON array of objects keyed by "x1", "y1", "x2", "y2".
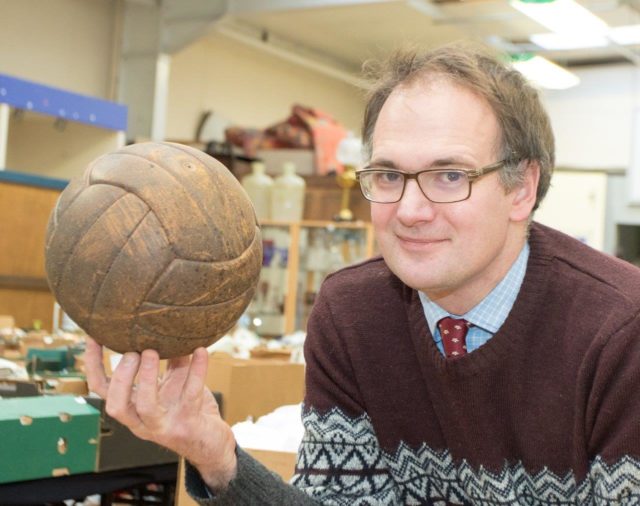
[
  {"x1": 369, "y1": 87, "x2": 502, "y2": 168},
  {"x1": 385, "y1": 75, "x2": 489, "y2": 110},
  {"x1": 372, "y1": 78, "x2": 500, "y2": 148}
]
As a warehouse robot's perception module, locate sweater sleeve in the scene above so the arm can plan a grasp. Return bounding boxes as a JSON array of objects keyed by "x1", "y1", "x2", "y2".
[
  {"x1": 289, "y1": 284, "x2": 402, "y2": 504},
  {"x1": 582, "y1": 311, "x2": 640, "y2": 504},
  {"x1": 184, "y1": 447, "x2": 319, "y2": 505}
]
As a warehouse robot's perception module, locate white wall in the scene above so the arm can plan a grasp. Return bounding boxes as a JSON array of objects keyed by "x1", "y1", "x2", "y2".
[
  {"x1": 165, "y1": 33, "x2": 365, "y2": 141},
  {"x1": 543, "y1": 64, "x2": 640, "y2": 170},
  {"x1": 0, "y1": 0, "x2": 116, "y2": 99},
  {"x1": 535, "y1": 170, "x2": 609, "y2": 250},
  {"x1": 0, "y1": 0, "x2": 121, "y2": 177},
  {"x1": 538, "y1": 64, "x2": 640, "y2": 248},
  {"x1": 6, "y1": 112, "x2": 123, "y2": 178}
]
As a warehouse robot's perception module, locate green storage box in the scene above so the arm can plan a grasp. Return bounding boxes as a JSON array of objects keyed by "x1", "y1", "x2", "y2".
[
  {"x1": 25, "y1": 347, "x2": 71, "y2": 373},
  {"x1": 0, "y1": 395, "x2": 99, "y2": 483}
]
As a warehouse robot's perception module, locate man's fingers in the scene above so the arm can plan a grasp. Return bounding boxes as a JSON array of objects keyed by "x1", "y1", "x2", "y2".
[
  {"x1": 105, "y1": 352, "x2": 143, "y2": 429},
  {"x1": 183, "y1": 348, "x2": 209, "y2": 404},
  {"x1": 136, "y1": 349, "x2": 162, "y2": 425},
  {"x1": 84, "y1": 337, "x2": 110, "y2": 397}
]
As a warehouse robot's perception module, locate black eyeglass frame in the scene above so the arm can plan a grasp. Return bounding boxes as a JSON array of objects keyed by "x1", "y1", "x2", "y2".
[{"x1": 355, "y1": 160, "x2": 507, "y2": 204}]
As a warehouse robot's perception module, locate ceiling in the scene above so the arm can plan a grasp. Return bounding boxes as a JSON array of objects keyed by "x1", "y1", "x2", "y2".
[{"x1": 193, "y1": 0, "x2": 640, "y2": 87}]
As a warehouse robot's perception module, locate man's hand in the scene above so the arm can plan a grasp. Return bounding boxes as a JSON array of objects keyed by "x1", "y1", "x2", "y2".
[{"x1": 84, "y1": 337, "x2": 237, "y2": 491}]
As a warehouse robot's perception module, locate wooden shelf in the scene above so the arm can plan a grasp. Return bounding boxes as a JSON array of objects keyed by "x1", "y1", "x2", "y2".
[{"x1": 256, "y1": 220, "x2": 374, "y2": 336}]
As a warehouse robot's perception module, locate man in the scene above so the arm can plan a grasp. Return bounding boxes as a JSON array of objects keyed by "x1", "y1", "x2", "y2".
[{"x1": 85, "y1": 42, "x2": 640, "y2": 504}]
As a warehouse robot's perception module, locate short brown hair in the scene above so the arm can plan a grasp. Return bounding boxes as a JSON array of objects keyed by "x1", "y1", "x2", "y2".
[{"x1": 361, "y1": 42, "x2": 555, "y2": 210}]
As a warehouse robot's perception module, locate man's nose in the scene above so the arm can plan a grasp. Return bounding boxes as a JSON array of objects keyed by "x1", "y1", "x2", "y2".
[{"x1": 396, "y1": 179, "x2": 436, "y2": 224}]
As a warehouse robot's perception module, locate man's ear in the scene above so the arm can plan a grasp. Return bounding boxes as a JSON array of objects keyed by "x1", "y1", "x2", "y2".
[{"x1": 510, "y1": 161, "x2": 540, "y2": 222}]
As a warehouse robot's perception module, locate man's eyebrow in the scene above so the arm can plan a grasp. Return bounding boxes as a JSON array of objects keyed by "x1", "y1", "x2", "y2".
[
  {"x1": 366, "y1": 157, "x2": 473, "y2": 170},
  {"x1": 366, "y1": 158, "x2": 398, "y2": 169},
  {"x1": 429, "y1": 157, "x2": 472, "y2": 168}
]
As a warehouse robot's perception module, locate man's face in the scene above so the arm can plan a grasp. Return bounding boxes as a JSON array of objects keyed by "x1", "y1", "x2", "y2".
[{"x1": 370, "y1": 78, "x2": 535, "y2": 312}]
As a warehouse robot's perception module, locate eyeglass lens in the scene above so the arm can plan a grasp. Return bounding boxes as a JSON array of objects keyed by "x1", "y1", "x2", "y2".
[{"x1": 359, "y1": 170, "x2": 471, "y2": 203}]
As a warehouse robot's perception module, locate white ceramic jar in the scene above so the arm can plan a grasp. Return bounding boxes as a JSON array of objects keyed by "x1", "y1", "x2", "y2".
[
  {"x1": 270, "y1": 162, "x2": 306, "y2": 222},
  {"x1": 241, "y1": 161, "x2": 273, "y2": 221}
]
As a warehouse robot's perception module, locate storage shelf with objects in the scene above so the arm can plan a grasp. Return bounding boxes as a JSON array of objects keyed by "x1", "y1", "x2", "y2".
[
  {"x1": 0, "y1": 74, "x2": 127, "y2": 330},
  {"x1": 248, "y1": 220, "x2": 375, "y2": 337},
  {"x1": 0, "y1": 73, "x2": 127, "y2": 179}
]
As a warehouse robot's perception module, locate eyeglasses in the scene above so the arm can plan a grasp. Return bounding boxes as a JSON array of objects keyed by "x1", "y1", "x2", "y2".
[{"x1": 356, "y1": 160, "x2": 506, "y2": 204}]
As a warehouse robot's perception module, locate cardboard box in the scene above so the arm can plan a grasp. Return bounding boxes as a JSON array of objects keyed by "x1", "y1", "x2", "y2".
[
  {"x1": 0, "y1": 395, "x2": 99, "y2": 483},
  {"x1": 0, "y1": 315, "x2": 15, "y2": 329},
  {"x1": 205, "y1": 353, "x2": 305, "y2": 426},
  {"x1": 19, "y1": 334, "x2": 77, "y2": 356},
  {"x1": 246, "y1": 448, "x2": 297, "y2": 480},
  {"x1": 54, "y1": 377, "x2": 89, "y2": 396},
  {"x1": 1, "y1": 349, "x2": 22, "y2": 360},
  {"x1": 175, "y1": 450, "x2": 298, "y2": 506},
  {"x1": 249, "y1": 346, "x2": 293, "y2": 361}
]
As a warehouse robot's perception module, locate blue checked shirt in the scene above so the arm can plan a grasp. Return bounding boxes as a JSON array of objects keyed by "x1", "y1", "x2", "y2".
[{"x1": 419, "y1": 243, "x2": 530, "y2": 355}]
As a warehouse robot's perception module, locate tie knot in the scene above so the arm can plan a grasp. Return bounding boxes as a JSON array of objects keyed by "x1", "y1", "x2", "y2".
[{"x1": 437, "y1": 317, "x2": 472, "y2": 359}]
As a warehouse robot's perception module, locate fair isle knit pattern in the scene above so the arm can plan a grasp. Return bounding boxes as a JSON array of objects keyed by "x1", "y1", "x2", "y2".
[
  {"x1": 291, "y1": 407, "x2": 398, "y2": 504},
  {"x1": 293, "y1": 407, "x2": 640, "y2": 505}
]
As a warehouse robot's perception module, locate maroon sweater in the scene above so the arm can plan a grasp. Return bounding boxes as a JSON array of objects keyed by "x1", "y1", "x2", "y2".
[{"x1": 291, "y1": 222, "x2": 640, "y2": 504}]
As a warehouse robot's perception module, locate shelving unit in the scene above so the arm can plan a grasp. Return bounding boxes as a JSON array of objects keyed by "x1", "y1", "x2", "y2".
[
  {"x1": 250, "y1": 219, "x2": 375, "y2": 337},
  {"x1": 0, "y1": 73, "x2": 127, "y2": 179},
  {"x1": 0, "y1": 74, "x2": 128, "y2": 329}
]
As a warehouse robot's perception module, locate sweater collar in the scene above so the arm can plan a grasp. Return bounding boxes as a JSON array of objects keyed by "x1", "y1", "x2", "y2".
[
  {"x1": 418, "y1": 242, "x2": 530, "y2": 335},
  {"x1": 405, "y1": 222, "x2": 554, "y2": 376}
]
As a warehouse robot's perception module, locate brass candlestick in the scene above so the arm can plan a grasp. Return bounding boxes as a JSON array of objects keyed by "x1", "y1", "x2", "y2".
[{"x1": 334, "y1": 165, "x2": 357, "y2": 221}]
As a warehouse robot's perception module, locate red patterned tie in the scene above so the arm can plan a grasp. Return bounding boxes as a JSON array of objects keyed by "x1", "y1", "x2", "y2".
[{"x1": 438, "y1": 317, "x2": 472, "y2": 358}]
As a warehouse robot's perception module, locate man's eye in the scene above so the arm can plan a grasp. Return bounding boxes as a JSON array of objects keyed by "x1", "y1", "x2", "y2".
[
  {"x1": 435, "y1": 171, "x2": 466, "y2": 184},
  {"x1": 382, "y1": 172, "x2": 402, "y2": 183},
  {"x1": 373, "y1": 171, "x2": 402, "y2": 184},
  {"x1": 444, "y1": 171, "x2": 463, "y2": 182}
]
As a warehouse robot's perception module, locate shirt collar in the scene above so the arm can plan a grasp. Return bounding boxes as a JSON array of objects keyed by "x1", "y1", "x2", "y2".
[{"x1": 419, "y1": 242, "x2": 530, "y2": 335}]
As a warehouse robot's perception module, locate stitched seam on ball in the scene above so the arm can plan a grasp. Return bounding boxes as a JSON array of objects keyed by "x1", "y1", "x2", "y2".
[
  {"x1": 88, "y1": 208, "x2": 151, "y2": 337},
  {"x1": 56, "y1": 179, "x2": 87, "y2": 226},
  {"x1": 140, "y1": 282, "x2": 256, "y2": 309},
  {"x1": 82, "y1": 179, "x2": 179, "y2": 263},
  {"x1": 49, "y1": 173, "x2": 99, "y2": 271},
  {"x1": 63, "y1": 158, "x2": 96, "y2": 220},
  {"x1": 102, "y1": 151, "x2": 257, "y2": 262},
  {"x1": 167, "y1": 143, "x2": 252, "y2": 258},
  {"x1": 107, "y1": 151, "x2": 222, "y2": 259},
  {"x1": 144, "y1": 226, "x2": 261, "y2": 305},
  {"x1": 132, "y1": 250, "x2": 176, "y2": 349},
  {"x1": 61, "y1": 156, "x2": 101, "y2": 224},
  {"x1": 135, "y1": 306, "x2": 245, "y2": 340},
  {"x1": 54, "y1": 191, "x2": 129, "y2": 292}
]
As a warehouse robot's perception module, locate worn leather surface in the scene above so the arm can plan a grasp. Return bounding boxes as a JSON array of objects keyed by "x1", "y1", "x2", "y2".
[{"x1": 45, "y1": 142, "x2": 262, "y2": 358}]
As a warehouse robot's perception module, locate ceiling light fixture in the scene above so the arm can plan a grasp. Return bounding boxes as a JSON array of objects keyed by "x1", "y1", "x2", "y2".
[
  {"x1": 511, "y1": 53, "x2": 580, "y2": 89},
  {"x1": 609, "y1": 24, "x2": 640, "y2": 46},
  {"x1": 529, "y1": 32, "x2": 608, "y2": 50},
  {"x1": 531, "y1": 23, "x2": 640, "y2": 50},
  {"x1": 510, "y1": 0, "x2": 609, "y2": 37}
]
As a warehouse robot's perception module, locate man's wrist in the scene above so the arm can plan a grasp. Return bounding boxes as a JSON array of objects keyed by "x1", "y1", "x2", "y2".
[{"x1": 194, "y1": 447, "x2": 238, "y2": 493}]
